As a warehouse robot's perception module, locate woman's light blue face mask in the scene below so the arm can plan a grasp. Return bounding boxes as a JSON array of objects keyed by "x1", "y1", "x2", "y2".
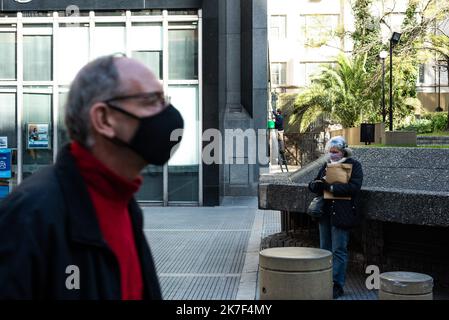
[{"x1": 329, "y1": 149, "x2": 344, "y2": 162}]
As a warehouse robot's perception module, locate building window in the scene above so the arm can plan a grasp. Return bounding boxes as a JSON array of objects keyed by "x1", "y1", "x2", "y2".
[
  {"x1": 0, "y1": 93, "x2": 17, "y2": 147},
  {"x1": 168, "y1": 28, "x2": 198, "y2": 80},
  {"x1": 168, "y1": 10, "x2": 197, "y2": 16},
  {"x1": 130, "y1": 22, "x2": 163, "y2": 79},
  {"x1": 23, "y1": 35, "x2": 52, "y2": 81},
  {"x1": 418, "y1": 64, "x2": 425, "y2": 84},
  {"x1": 56, "y1": 25, "x2": 89, "y2": 84},
  {"x1": 167, "y1": 85, "x2": 199, "y2": 202},
  {"x1": 300, "y1": 14, "x2": 339, "y2": 47},
  {"x1": 132, "y1": 51, "x2": 163, "y2": 79},
  {"x1": 0, "y1": 10, "x2": 201, "y2": 204},
  {"x1": 0, "y1": 33, "x2": 16, "y2": 80},
  {"x1": 298, "y1": 62, "x2": 329, "y2": 87},
  {"x1": 92, "y1": 23, "x2": 126, "y2": 59},
  {"x1": 271, "y1": 62, "x2": 287, "y2": 86},
  {"x1": 269, "y1": 15, "x2": 286, "y2": 40},
  {"x1": 22, "y1": 93, "x2": 53, "y2": 180}
]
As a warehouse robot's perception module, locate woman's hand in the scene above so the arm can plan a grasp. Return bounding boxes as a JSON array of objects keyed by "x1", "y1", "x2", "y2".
[{"x1": 311, "y1": 180, "x2": 325, "y2": 192}]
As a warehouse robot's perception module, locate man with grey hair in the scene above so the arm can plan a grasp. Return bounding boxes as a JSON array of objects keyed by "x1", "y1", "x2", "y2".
[{"x1": 0, "y1": 55, "x2": 184, "y2": 299}]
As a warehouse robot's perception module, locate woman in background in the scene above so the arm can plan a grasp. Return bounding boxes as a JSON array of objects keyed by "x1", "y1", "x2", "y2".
[{"x1": 308, "y1": 136, "x2": 363, "y2": 299}]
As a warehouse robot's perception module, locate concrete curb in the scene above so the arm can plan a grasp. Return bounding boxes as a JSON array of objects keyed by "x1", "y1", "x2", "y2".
[{"x1": 236, "y1": 209, "x2": 265, "y2": 300}]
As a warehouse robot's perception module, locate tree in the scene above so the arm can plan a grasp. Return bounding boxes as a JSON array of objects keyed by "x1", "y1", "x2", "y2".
[
  {"x1": 289, "y1": 0, "x2": 449, "y2": 132},
  {"x1": 290, "y1": 54, "x2": 374, "y2": 131}
]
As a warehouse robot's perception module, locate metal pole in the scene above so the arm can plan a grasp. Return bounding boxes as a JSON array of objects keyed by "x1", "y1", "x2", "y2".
[
  {"x1": 389, "y1": 40, "x2": 393, "y2": 131},
  {"x1": 382, "y1": 58, "x2": 386, "y2": 123},
  {"x1": 438, "y1": 64, "x2": 441, "y2": 111}
]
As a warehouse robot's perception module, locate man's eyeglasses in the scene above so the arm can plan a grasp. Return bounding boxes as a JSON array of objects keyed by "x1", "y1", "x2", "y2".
[
  {"x1": 104, "y1": 91, "x2": 170, "y2": 108},
  {"x1": 103, "y1": 91, "x2": 170, "y2": 120}
]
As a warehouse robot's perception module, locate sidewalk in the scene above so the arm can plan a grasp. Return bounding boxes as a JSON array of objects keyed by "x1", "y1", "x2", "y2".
[
  {"x1": 142, "y1": 198, "x2": 375, "y2": 300},
  {"x1": 142, "y1": 197, "x2": 262, "y2": 300},
  {"x1": 144, "y1": 198, "x2": 447, "y2": 300}
]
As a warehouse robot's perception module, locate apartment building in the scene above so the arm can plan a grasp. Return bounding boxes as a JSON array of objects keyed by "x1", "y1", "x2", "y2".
[{"x1": 268, "y1": 0, "x2": 448, "y2": 112}]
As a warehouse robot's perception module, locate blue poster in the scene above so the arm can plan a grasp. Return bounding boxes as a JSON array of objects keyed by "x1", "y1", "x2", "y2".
[
  {"x1": 0, "y1": 186, "x2": 9, "y2": 200},
  {"x1": 0, "y1": 149, "x2": 12, "y2": 179}
]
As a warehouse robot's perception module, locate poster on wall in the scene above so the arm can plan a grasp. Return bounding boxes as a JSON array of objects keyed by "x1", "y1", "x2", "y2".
[
  {"x1": 27, "y1": 123, "x2": 50, "y2": 149},
  {"x1": 0, "y1": 149, "x2": 12, "y2": 179},
  {"x1": 0, "y1": 137, "x2": 7, "y2": 149},
  {"x1": 0, "y1": 185, "x2": 9, "y2": 200}
]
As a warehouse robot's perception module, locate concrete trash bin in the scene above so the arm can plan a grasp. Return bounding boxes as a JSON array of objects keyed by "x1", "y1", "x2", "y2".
[
  {"x1": 379, "y1": 272, "x2": 433, "y2": 300},
  {"x1": 258, "y1": 247, "x2": 333, "y2": 300}
]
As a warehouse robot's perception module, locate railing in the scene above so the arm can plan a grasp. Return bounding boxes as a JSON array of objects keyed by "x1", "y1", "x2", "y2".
[{"x1": 284, "y1": 131, "x2": 328, "y2": 167}]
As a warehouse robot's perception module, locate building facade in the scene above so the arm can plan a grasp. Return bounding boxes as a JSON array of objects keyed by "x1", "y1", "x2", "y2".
[
  {"x1": 268, "y1": 0, "x2": 348, "y2": 94},
  {"x1": 0, "y1": 0, "x2": 268, "y2": 206},
  {"x1": 416, "y1": 15, "x2": 449, "y2": 113},
  {"x1": 268, "y1": 0, "x2": 449, "y2": 113}
]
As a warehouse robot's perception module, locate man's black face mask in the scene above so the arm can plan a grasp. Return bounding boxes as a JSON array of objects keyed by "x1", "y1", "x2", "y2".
[{"x1": 104, "y1": 103, "x2": 184, "y2": 166}]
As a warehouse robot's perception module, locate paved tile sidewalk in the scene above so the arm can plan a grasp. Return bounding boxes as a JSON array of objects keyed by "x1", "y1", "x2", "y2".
[
  {"x1": 143, "y1": 197, "x2": 258, "y2": 300},
  {"x1": 143, "y1": 199, "x2": 447, "y2": 300}
]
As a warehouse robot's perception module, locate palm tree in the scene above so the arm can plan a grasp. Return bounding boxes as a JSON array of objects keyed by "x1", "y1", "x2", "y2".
[{"x1": 290, "y1": 53, "x2": 375, "y2": 132}]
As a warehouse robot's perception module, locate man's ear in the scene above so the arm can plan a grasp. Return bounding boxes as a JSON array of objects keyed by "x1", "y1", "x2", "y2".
[{"x1": 90, "y1": 102, "x2": 115, "y2": 138}]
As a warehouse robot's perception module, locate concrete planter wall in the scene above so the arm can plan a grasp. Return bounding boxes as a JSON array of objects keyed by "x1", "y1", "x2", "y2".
[{"x1": 385, "y1": 131, "x2": 417, "y2": 146}]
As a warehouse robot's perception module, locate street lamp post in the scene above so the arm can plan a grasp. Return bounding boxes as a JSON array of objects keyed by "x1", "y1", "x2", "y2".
[
  {"x1": 439, "y1": 60, "x2": 449, "y2": 130},
  {"x1": 379, "y1": 50, "x2": 388, "y2": 123},
  {"x1": 389, "y1": 32, "x2": 401, "y2": 131},
  {"x1": 432, "y1": 65, "x2": 442, "y2": 112},
  {"x1": 438, "y1": 64, "x2": 442, "y2": 112}
]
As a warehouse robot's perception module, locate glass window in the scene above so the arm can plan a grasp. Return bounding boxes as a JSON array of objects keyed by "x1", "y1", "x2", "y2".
[
  {"x1": 94, "y1": 11, "x2": 126, "y2": 16},
  {"x1": 22, "y1": 93, "x2": 53, "y2": 179},
  {"x1": 57, "y1": 25, "x2": 89, "y2": 84},
  {"x1": 129, "y1": 24, "x2": 163, "y2": 78},
  {"x1": 270, "y1": 15, "x2": 286, "y2": 40},
  {"x1": 271, "y1": 62, "x2": 287, "y2": 86},
  {"x1": 92, "y1": 23, "x2": 125, "y2": 59},
  {"x1": 57, "y1": 10, "x2": 90, "y2": 17},
  {"x1": 23, "y1": 24, "x2": 52, "y2": 28},
  {"x1": 131, "y1": 10, "x2": 163, "y2": 16},
  {"x1": 167, "y1": 85, "x2": 199, "y2": 202},
  {"x1": 130, "y1": 23, "x2": 162, "y2": 51},
  {"x1": 299, "y1": 62, "x2": 327, "y2": 86},
  {"x1": 301, "y1": 15, "x2": 339, "y2": 47},
  {"x1": 168, "y1": 10, "x2": 197, "y2": 15},
  {"x1": 167, "y1": 85, "x2": 199, "y2": 166},
  {"x1": 0, "y1": 93, "x2": 17, "y2": 192},
  {"x1": 418, "y1": 64, "x2": 425, "y2": 84},
  {"x1": 0, "y1": 33, "x2": 16, "y2": 80},
  {"x1": 22, "y1": 12, "x2": 52, "y2": 18},
  {"x1": 58, "y1": 91, "x2": 70, "y2": 148},
  {"x1": 23, "y1": 35, "x2": 52, "y2": 81},
  {"x1": 135, "y1": 165, "x2": 163, "y2": 202},
  {"x1": 168, "y1": 21, "x2": 198, "y2": 27},
  {"x1": 132, "y1": 51, "x2": 162, "y2": 79},
  {"x1": 298, "y1": 63, "x2": 306, "y2": 87},
  {"x1": 0, "y1": 13, "x2": 17, "y2": 18},
  {"x1": 168, "y1": 165, "x2": 199, "y2": 202},
  {"x1": 168, "y1": 29, "x2": 198, "y2": 80},
  {"x1": 0, "y1": 93, "x2": 17, "y2": 148}
]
